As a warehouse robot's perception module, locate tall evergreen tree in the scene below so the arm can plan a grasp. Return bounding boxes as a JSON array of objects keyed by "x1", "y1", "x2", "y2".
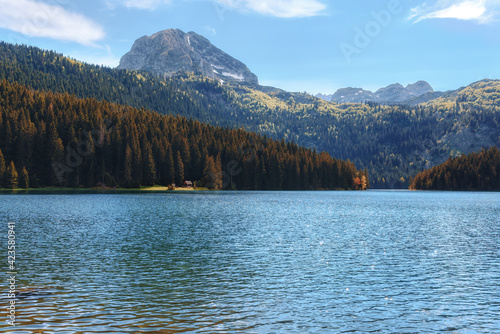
[
  {"x1": 5, "y1": 161, "x2": 18, "y2": 189},
  {"x1": 174, "y1": 137, "x2": 191, "y2": 178},
  {"x1": 20, "y1": 166, "x2": 29, "y2": 189},
  {"x1": 142, "y1": 144, "x2": 156, "y2": 186},
  {"x1": 0, "y1": 148, "x2": 5, "y2": 188},
  {"x1": 203, "y1": 155, "x2": 222, "y2": 190},
  {"x1": 51, "y1": 137, "x2": 65, "y2": 185},
  {"x1": 123, "y1": 144, "x2": 133, "y2": 185},
  {"x1": 175, "y1": 151, "x2": 184, "y2": 186},
  {"x1": 160, "y1": 145, "x2": 175, "y2": 186}
]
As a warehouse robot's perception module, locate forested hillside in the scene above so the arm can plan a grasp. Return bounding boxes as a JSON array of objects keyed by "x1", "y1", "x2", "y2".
[
  {"x1": 0, "y1": 80, "x2": 366, "y2": 190},
  {"x1": 410, "y1": 147, "x2": 500, "y2": 191},
  {"x1": 1, "y1": 42, "x2": 499, "y2": 188}
]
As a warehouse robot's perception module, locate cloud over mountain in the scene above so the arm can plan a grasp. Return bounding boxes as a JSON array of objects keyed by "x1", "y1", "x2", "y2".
[{"x1": 0, "y1": 0, "x2": 104, "y2": 45}]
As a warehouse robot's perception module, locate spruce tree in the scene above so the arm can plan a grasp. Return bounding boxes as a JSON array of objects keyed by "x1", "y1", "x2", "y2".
[
  {"x1": 143, "y1": 145, "x2": 156, "y2": 186},
  {"x1": 6, "y1": 161, "x2": 18, "y2": 189},
  {"x1": 203, "y1": 155, "x2": 222, "y2": 190},
  {"x1": 0, "y1": 149, "x2": 5, "y2": 188},
  {"x1": 20, "y1": 167, "x2": 29, "y2": 189},
  {"x1": 161, "y1": 145, "x2": 175, "y2": 186},
  {"x1": 123, "y1": 144, "x2": 133, "y2": 185},
  {"x1": 175, "y1": 151, "x2": 184, "y2": 186},
  {"x1": 51, "y1": 136, "x2": 66, "y2": 185}
]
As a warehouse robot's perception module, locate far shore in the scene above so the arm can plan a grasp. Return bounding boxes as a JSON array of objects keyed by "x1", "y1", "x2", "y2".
[
  {"x1": 0, "y1": 186, "x2": 210, "y2": 192},
  {"x1": 142, "y1": 186, "x2": 209, "y2": 191}
]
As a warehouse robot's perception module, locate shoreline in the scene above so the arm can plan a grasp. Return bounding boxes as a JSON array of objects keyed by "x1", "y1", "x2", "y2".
[{"x1": 0, "y1": 186, "x2": 210, "y2": 193}]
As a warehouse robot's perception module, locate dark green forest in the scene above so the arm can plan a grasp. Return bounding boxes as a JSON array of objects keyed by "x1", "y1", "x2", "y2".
[
  {"x1": 1, "y1": 42, "x2": 499, "y2": 188},
  {"x1": 409, "y1": 147, "x2": 500, "y2": 191},
  {"x1": 0, "y1": 80, "x2": 367, "y2": 190}
]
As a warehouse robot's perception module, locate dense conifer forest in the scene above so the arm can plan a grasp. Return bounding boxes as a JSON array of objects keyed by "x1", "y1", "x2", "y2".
[
  {"x1": 1, "y1": 42, "x2": 499, "y2": 188},
  {"x1": 0, "y1": 80, "x2": 367, "y2": 190},
  {"x1": 409, "y1": 147, "x2": 500, "y2": 191}
]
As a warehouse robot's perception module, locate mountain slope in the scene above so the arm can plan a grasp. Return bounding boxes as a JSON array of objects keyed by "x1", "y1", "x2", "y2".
[
  {"x1": 1, "y1": 41, "x2": 499, "y2": 188},
  {"x1": 0, "y1": 80, "x2": 365, "y2": 190},
  {"x1": 410, "y1": 147, "x2": 500, "y2": 191}
]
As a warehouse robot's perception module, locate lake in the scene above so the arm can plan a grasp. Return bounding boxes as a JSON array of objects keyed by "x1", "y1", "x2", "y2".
[{"x1": 0, "y1": 191, "x2": 499, "y2": 333}]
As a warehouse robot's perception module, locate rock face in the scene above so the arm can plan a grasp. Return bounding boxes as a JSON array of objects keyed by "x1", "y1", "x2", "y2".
[
  {"x1": 406, "y1": 80, "x2": 434, "y2": 97},
  {"x1": 330, "y1": 87, "x2": 377, "y2": 104},
  {"x1": 317, "y1": 80, "x2": 434, "y2": 104},
  {"x1": 375, "y1": 83, "x2": 408, "y2": 102},
  {"x1": 118, "y1": 29, "x2": 259, "y2": 86}
]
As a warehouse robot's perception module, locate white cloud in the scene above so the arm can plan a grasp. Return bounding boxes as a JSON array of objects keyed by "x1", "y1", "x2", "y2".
[
  {"x1": 0, "y1": 0, "x2": 105, "y2": 46},
  {"x1": 216, "y1": 0, "x2": 326, "y2": 18},
  {"x1": 122, "y1": 0, "x2": 170, "y2": 10},
  {"x1": 110, "y1": 0, "x2": 325, "y2": 17},
  {"x1": 409, "y1": 0, "x2": 498, "y2": 23},
  {"x1": 431, "y1": 1, "x2": 486, "y2": 19}
]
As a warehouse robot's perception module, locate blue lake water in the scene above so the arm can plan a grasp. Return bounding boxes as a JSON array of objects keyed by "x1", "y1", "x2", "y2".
[{"x1": 0, "y1": 191, "x2": 499, "y2": 333}]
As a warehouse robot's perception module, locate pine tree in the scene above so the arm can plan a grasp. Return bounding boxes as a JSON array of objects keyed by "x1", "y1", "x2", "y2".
[
  {"x1": 175, "y1": 151, "x2": 184, "y2": 186},
  {"x1": 142, "y1": 144, "x2": 156, "y2": 186},
  {"x1": 174, "y1": 137, "x2": 191, "y2": 179},
  {"x1": 190, "y1": 145, "x2": 203, "y2": 182},
  {"x1": 51, "y1": 137, "x2": 65, "y2": 185},
  {"x1": 5, "y1": 161, "x2": 18, "y2": 189},
  {"x1": 160, "y1": 145, "x2": 175, "y2": 186},
  {"x1": 203, "y1": 155, "x2": 222, "y2": 190},
  {"x1": 215, "y1": 153, "x2": 224, "y2": 188},
  {"x1": 0, "y1": 148, "x2": 5, "y2": 188},
  {"x1": 123, "y1": 144, "x2": 133, "y2": 185},
  {"x1": 20, "y1": 166, "x2": 29, "y2": 189},
  {"x1": 131, "y1": 137, "x2": 142, "y2": 184},
  {"x1": 81, "y1": 130, "x2": 96, "y2": 187}
]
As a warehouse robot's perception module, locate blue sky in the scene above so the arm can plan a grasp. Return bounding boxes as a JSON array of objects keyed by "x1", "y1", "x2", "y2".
[{"x1": 0, "y1": 0, "x2": 499, "y2": 94}]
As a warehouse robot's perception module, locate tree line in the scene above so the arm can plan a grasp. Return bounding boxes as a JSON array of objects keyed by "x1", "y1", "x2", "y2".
[
  {"x1": 0, "y1": 80, "x2": 368, "y2": 190},
  {"x1": 1, "y1": 42, "x2": 498, "y2": 188},
  {"x1": 409, "y1": 147, "x2": 500, "y2": 191}
]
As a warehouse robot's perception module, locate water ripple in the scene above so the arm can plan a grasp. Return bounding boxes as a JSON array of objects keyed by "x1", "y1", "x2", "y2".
[{"x1": 0, "y1": 191, "x2": 498, "y2": 333}]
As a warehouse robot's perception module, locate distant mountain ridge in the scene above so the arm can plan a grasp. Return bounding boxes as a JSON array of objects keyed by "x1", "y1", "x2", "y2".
[
  {"x1": 118, "y1": 29, "x2": 259, "y2": 86},
  {"x1": 317, "y1": 81, "x2": 434, "y2": 104},
  {"x1": 119, "y1": 29, "x2": 435, "y2": 105}
]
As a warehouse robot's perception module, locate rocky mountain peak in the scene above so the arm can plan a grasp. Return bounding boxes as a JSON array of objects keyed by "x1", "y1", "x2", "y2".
[
  {"x1": 376, "y1": 83, "x2": 404, "y2": 92},
  {"x1": 330, "y1": 87, "x2": 377, "y2": 103},
  {"x1": 406, "y1": 80, "x2": 434, "y2": 96},
  {"x1": 118, "y1": 29, "x2": 259, "y2": 86},
  {"x1": 317, "y1": 81, "x2": 434, "y2": 104}
]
